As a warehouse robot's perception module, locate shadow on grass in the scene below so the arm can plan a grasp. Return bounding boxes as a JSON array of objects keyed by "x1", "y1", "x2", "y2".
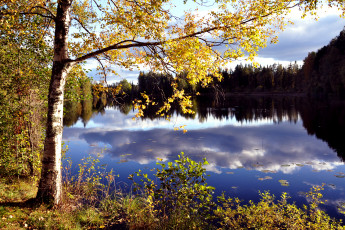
[{"x1": 0, "y1": 198, "x2": 41, "y2": 208}]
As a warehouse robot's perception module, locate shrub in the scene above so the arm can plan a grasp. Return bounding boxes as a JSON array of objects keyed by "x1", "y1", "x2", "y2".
[
  {"x1": 129, "y1": 152, "x2": 216, "y2": 229},
  {"x1": 215, "y1": 186, "x2": 344, "y2": 229}
]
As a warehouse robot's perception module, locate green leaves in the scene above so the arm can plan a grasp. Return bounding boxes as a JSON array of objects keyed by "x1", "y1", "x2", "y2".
[
  {"x1": 215, "y1": 186, "x2": 344, "y2": 229},
  {"x1": 130, "y1": 152, "x2": 215, "y2": 228},
  {"x1": 0, "y1": 0, "x2": 53, "y2": 178}
]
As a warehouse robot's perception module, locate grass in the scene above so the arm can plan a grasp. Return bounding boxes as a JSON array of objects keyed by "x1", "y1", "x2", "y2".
[
  {"x1": 0, "y1": 177, "x2": 37, "y2": 203},
  {"x1": 0, "y1": 178, "x2": 114, "y2": 229},
  {"x1": 1, "y1": 154, "x2": 345, "y2": 230}
]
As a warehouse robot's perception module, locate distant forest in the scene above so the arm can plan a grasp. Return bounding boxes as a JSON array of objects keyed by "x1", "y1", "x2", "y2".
[{"x1": 100, "y1": 27, "x2": 345, "y2": 101}]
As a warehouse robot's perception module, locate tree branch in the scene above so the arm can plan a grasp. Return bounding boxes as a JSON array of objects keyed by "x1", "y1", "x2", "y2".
[
  {"x1": 71, "y1": 1, "x2": 297, "y2": 65},
  {"x1": 72, "y1": 17, "x2": 92, "y2": 34},
  {"x1": 72, "y1": 40, "x2": 162, "y2": 63},
  {"x1": 30, "y1": 6, "x2": 56, "y2": 19},
  {"x1": 0, "y1": 11, "x2": 54, "y2": 20},
  {"x1": 0, "y1": 5, "x2": 56, "y2": 20},
  {"x1": 95, "y1": 56, "x2": 108, "y2": 84},
  {"x1": 92, "y1": 0, "x2": 106, "y2": 14}
]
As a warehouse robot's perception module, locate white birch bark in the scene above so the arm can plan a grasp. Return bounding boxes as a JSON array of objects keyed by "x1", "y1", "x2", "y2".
[{"x1": 36, "y1": 0, "x2": 73, "y2": 205}]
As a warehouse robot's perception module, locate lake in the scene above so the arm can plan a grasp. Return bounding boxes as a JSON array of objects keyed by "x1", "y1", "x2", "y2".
[{"x1": 62, "y1": 95, "x2": 345, "y2": 220}]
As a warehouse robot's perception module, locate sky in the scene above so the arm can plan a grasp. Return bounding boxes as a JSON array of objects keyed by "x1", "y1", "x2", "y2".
[
  {"x1": 84, "y1": 2, "x2": 345, "y2": 84},
  {"x1": 255, "y1": 7, "x2": 345, "y2": 64}
]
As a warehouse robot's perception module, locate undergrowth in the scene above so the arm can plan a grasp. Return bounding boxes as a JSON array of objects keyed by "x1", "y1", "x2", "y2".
[{"x1": 0, "y1": 153, "x2": 344, "y2": 229}]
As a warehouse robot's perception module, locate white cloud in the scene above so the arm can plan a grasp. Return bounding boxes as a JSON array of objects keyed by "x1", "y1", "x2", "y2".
[
  {"x1": 257, "y1": 5, "x2": 345, "y2": 62},
  {"x1": 81, "y1": 59, "x2": 148, "y2": 85},
  {"x1": 310, "y1": 161, "x2": 344, "y2": 171}
]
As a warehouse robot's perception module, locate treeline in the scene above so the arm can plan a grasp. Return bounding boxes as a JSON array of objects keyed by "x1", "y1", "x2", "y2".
[
  {"x1": 103, "y1": 27, "x2": 345, "y2": 99},
  {"x1": 216, "y1": 63, "x2": 300, "y2": 93},
  {"x1": 104, "y1": 72, "x2": 174, "y2": 101},
  {"x1": 104, "y1": 62, "x2": 301, "y2": 99}
]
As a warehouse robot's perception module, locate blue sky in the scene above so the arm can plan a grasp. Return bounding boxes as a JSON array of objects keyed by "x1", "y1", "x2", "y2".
[{"x1": 83, "y1": 3, "x2": 345, "y2": 84}]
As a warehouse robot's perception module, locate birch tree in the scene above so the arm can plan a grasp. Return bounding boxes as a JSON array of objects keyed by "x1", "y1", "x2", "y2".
[{"x1": 1, "y1": 0, "x2": 344, "y2": 206}]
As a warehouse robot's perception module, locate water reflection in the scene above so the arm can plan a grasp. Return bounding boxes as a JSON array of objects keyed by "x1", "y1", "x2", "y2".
[
  {"x1": 299, "y1": 99, "x2": 345, "y2": 161},
  {"x1": 64, "y1": 96, "x2": 345, "y2": 162},
  {"x1": 63, "y1": 95, "x2": 345, "y2": 220},
  {"x1": 64, "y1": 121, "x2": 340, "y2": 174}
]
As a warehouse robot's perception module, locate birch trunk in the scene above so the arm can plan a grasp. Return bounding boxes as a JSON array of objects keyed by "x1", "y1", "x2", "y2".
[{"x1": 36, "y1": 0, "x2": 73, "y2": 206}]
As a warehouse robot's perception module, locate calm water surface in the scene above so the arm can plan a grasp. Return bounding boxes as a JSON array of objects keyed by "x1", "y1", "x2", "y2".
[{"x1": 63, "y1": 96, "x2": 345, "y2": 220}]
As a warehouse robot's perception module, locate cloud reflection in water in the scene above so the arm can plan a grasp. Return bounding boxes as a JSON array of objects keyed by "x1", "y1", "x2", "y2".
[{"x1": 64, "y1": 118, "x2": 339, "y2": 174}]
